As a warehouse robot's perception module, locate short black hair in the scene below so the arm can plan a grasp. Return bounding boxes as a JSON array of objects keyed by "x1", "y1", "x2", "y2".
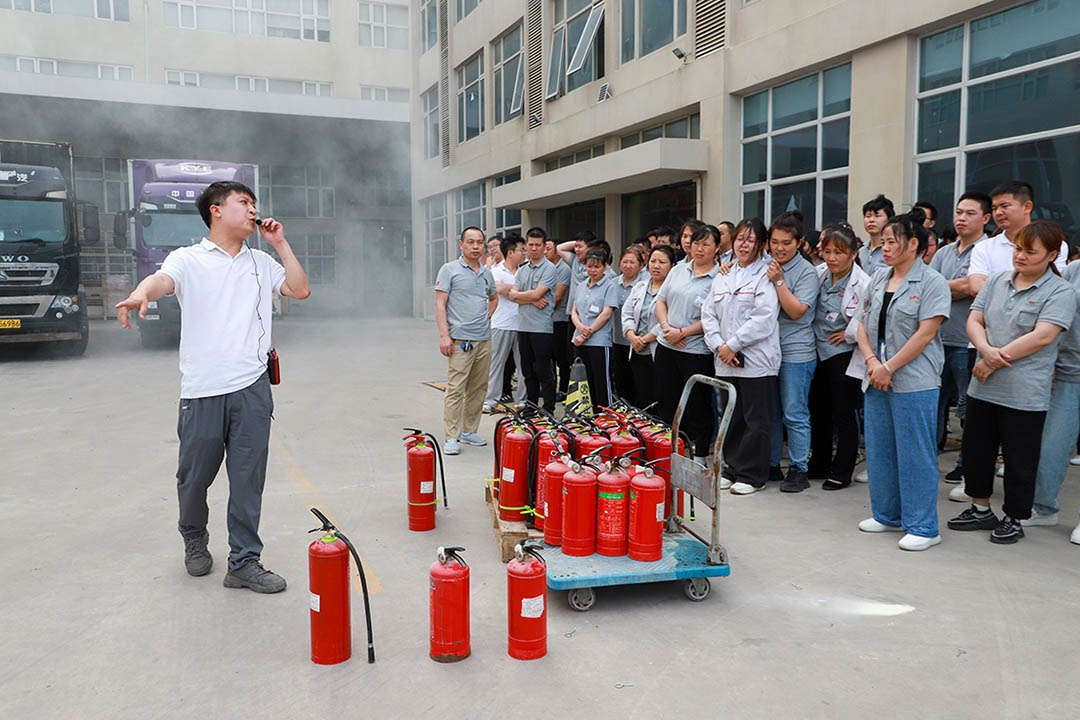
[
  {"x1": 769, "y1": 210, "x2": 804, "y2": 240},
  {"x1": 649, "y1": 244, "x2": 677, "y2": 264},
  {"x1": 459, "y1": 226, "x2": 485, "y2": 243},
  {"x1": 526, "y1": 226, "x2": 547, "y2": 240},
  {"x1": 862, "y1": 194, "x2": 896, "y2": 218},
  {"x1": 940, "y1": 225, "x2": 958, "y2": 244},
  {"x1": 584, "y1": 248, "x2": 607, "y2": 265},
  {"x1": 655, "y1": 225, "x2": 676, "y2": 240},
  {"x1": 573, "y1": 230, "x2": 597, "y2": 244},
  {"x1": 990, "y1": 180, "x2": 1034, "y2": 205},
  {"x1": 500, "y1": 234, "x2": 524, "y2": 258},
  {"x1": 958, "y1": 191, "x2": 992, "y2": 216},
  {"x1": 718, "y1": 221, "x2": 736, "y2": 235},
  {"x1": 196, "y1": 181, "x2": 256, "y2": 229},
  {"x1": 913, "y1": 200, "x2": 938, "y2": 221},
  {"x1": 588, "y1": 238, "x2": 612, "y2": 264}
]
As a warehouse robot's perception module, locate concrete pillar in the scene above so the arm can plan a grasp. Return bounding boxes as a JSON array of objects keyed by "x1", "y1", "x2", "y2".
[
  {"x1": 847, "y1": 35, "x2": 918, "y2": 229},
  {"x1": 604, "y1": 193, "x2": 621, "y2": 250}
]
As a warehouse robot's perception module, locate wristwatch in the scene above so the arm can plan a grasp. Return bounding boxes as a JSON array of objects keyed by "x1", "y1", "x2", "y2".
[{"x1": 774, "y1": 279, "x2": 785, "y2": 287}]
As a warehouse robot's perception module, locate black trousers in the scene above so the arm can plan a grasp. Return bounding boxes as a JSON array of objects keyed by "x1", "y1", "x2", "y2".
[
  {"x1": 552, "y1": 321, "x2": 571, "y2": 393},
  {"x1": 653, "y1": 344, "x2": 715, "y2": 458},
  {"x1": 501, "y1": 351, "x2": 516, "y2": 397},
  {"x1": 610, "y1": 344, "x2": 635, "y2": 406},
  {"x1": 962, "y1": 396, "x2": 1045, "y2": 519},
  {"x1": 630, "y1": 352, "x2": 655, "y2": 410},
  {"x1": 807, "y1": 351, "x2": 862, "y2": 483},
  {"x1": 575, "y1": 344, "x2": 612, "y2": 409},
  {"x1": 519, "y1": 331, "x2": 556, "y2": 411},
  {"x1": 722, "y1": 375, "x2": 775, "y2": 488}
]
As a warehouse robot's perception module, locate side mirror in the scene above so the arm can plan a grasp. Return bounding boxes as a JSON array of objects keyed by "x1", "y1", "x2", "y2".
[
  {"x1": 141, "y1": 213, "x2": 153, "y2": 228},
  {"x1": 113, "y1": 213, "x2": 128, "y2": 238},
  {"x1": 82, "y1": 204, "x2": 101, "y2": 245}
]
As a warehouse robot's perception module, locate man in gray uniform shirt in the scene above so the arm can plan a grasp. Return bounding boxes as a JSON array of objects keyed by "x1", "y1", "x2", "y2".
[
  {"x1": 930, "y1": 191, "x2": 991, "y2": 481},
  {"x1": 435, "y1": 227, "x2": 497, "y2": 456},
  {"x1": 511, "y1": 228, "x2": 558, "y2": 411},
  {"x1": 545, "y1": 236, "x2": 573, "y2": 397}
]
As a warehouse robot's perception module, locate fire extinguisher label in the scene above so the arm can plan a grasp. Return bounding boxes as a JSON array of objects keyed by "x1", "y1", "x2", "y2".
[
  {"x1": 503, "y1": 468, "x2": 515, "y2": 483},
  {"x1": 521, "y1": 594, "x2": 544, "y2": 618},
  {"x1": 310, "y1": 592, "x2": 321, "y2": 612},
  {"x1": 655, "y1": 502, "x2": 664, "y2": 522},
  {"x1": 544, "y1": 501, "x2": 549, "y2": 515},
  {"x1": 420, "y1": 481, "x2": 434, "y2": 494}
]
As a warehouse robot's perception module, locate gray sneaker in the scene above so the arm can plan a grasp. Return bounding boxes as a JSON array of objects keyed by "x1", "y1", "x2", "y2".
[
  {"x1": 183, "y1": 531, "x2": 213, "y2": 577},
  {"x1": 223, "y1": 560, "x2": 287, "y2": 593}
]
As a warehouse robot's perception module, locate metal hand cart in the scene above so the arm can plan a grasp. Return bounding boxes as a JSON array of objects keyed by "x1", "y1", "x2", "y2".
[{"x1": 543, "y1": 375, "x2": 736, "y2": 611}]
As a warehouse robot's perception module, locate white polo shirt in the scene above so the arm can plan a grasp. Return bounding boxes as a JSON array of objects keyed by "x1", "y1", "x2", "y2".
[
  {"x1": 489, "y1": 261, "x2": 519, "y2": 331},
  {"x1": 160, "y1": 238, "x2": 286, "y2": 399},
  {"x1": 969, "y1": 231, "x2": 1067, "y2": 278}
]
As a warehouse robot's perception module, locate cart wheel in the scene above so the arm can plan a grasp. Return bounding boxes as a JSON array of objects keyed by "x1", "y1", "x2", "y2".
[
  {"x1": 684, "y1": 578, "x2": 711, "y2": 601},
  {"x1": 567, "y1": 588, "x2": 596, "y2": 612}
]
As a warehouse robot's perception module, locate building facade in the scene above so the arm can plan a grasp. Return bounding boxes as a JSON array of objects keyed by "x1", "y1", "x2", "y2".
[
  {"x1": 1, "y1": 0, "x2": 414, "y2": 316},
  {"x1": 409, "y1": 0, "x2": 1080, "y2": 316}
]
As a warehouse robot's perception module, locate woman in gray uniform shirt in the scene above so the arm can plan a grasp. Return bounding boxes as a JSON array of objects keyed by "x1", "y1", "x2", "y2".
[
  {"x1": 654, "y1": 225, "x2": 721, "y2": 463},
  {"x1": 623, "y1": 245, "x2": 676, "y2": 410},
  {"x1": 948, "y1": 221, "x2": 1075, "y2": 544},
  {"x1": 856, "y1": 211, "x2": 951, "y2": 552}
]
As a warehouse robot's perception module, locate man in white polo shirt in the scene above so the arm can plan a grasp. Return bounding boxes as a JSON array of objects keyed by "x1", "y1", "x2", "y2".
[{"x1": 116, "y1": 181, "x2": 310, "y2": 593}]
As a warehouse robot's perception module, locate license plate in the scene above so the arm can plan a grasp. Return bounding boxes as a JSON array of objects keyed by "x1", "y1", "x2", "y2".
[
  {"x1": 144, "y1": 314, "x2": 160, "y2": 320},
  {"x1": 0, "y1": 319, "x2": 20, "y2": 329}
]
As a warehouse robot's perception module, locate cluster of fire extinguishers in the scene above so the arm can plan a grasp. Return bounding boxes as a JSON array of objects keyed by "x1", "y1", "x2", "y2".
[{"x1": 307, "y1": 401, "x2": 695, "y2": 666}]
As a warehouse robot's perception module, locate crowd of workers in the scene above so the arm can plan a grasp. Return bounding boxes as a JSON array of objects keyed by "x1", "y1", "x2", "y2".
[{"x1": 433, "y1": 180, "x2": 1080, "y2": 553}]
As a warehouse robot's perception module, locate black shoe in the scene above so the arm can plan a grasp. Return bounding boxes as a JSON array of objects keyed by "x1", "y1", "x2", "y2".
[
  {"x1": 780, "y1": 470, "x2": 810, "y2": 493},
  {"x1": 183, "y1": 531, "x2": 213, "y2": 577},
  {"x1": 821, "y1": 476, "x2": 851, "y2": 491},
  {"x1": 944, "y1": 466, "x2": 964, "y2": 484},
  {"x1": 555, "y1": 391, "x2": 567, "y2": 402},
  {"x1": 223, "y1": 560, "x2": 287, "y2": 593},
  {"x1": 989, "y1": 516, "x2": 1025, "y2": 544},
  {"x1": 947, "y1": 505, "x2": 999, "y2": 531},
  {"x1": 769, "y1": 465, "x2": 784, "y2": 483}
]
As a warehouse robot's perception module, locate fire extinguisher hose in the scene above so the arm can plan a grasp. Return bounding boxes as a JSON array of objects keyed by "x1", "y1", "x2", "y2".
[
  {"x1": 403, "y1": 428, "x2": 449, "y2": 509},
  {"x1": 309, "y1": 508, "x2": 376, "y2": 664}
]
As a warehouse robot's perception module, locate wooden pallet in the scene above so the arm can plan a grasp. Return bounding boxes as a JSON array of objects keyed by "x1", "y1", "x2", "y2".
[{"x1": 484, "y1": 483, "x2": 543, "y2": 563}]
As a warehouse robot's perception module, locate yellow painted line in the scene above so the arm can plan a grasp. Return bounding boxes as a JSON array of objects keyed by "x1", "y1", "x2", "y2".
[{"x1": 271, "y1": 432, "x2": 384, "y2": 594}]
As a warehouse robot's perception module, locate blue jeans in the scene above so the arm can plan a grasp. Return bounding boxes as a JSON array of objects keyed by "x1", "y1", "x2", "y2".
[
  {"x1": 864, "y1": 387, "x2": 940, "y2": 538},
  {"x1": 1032, "y1": 380, "x2": 1080, "y2": 517},
  {"x1": 771, "y1": 359, "x2": 816, "y2": 471},
  {"x1": 937, "y1": 346, "x2": 971, "y2": 464}
]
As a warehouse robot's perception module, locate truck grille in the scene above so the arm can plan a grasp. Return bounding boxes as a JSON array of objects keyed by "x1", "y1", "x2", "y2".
[
  {"x1": 0, "y1": 263, "x2": 59, "y2": 286},
  {"x1": 0, "y1": 304, "x2": 39, "y2": 317}
]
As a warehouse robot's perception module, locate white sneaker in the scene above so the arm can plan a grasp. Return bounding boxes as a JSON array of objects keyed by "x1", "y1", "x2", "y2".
[
  {"x1": 1071, "y1": 524, "x2": 1080, "y2": 545},
  {"x1": 898, "y1": 533, "x2": 942, "y2": 551},
  {"x1": 854, "y1": 470, "x2": 869, "y2": 483},
  {"x1": 948, "y1": 484, "x2": 970, "y2": 502},
  {"x1": 443, "y1": 438, "x2": 460, "y2": 455},
  {"x1": 1020, "y1": 512, "x2": 1058, "y2": 527},
  {"x1": 996, "y1": 464, "x2": 1005, "y2": 477},
  {"x1": 1070, "y1": 456, "x2": 1080, "y2": 467},
  {"x1": 719, "y1": 476, "x2": 733, "y2": 490},
  {"x1": 482, "y1": 403, "x2": 497, "y2": 414},
  {"x1": 459, "y1": 432, "x2": 487, "y2": 447},
  {"x1": 730, "y1": 482, "x2": 762, "y2": 495},
  {"x1": 858, "y1": 517, "x2": 903, "y2": 533}
]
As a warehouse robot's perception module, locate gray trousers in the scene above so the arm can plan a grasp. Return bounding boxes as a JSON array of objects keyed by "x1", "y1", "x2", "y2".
[
  {"x1": 485, "y1": 328, "x2": 525, "y2": 405},
  {"x1": 176, "y1": 373, "x2": 273, "y2": 571}
]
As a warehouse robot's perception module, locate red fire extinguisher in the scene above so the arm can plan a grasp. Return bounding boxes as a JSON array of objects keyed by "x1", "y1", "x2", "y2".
[
  {"x1": 596, "y1": 458, "x2": 631, "y2": 557},
  {"x1": 403, "y1": 429, "x2": 447, "y2": 532},
  {"x1": 307, "y1": 508, "x2": 375, "y2": 664},
  {"x1": 542, "y1": 453, "x2": 572, "y2": 547},
  {"x1": 609, "y1": 428, "x2": 645, "y2": 464},
  {"x1": 507, "y1": 541, "x2": 547, "y2": 660},
  {"x1": 627, "y1": 467, "x2": 666, "y2": 562},
  {"x1": 429, "y1": 546, "x2": 470, "y2": 663},
  {"x1": 499, "y1": 425, "x2": 534, "y2": 522},
  {"x1": 562, "y1": 459, "x2": 598, "y2": 557}
]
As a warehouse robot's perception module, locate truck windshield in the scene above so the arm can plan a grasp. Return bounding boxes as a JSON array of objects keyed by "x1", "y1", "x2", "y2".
[
  {"x1": 143, "y1": 211, "x2": 206, "y2": 249},
  {"x1": 0, "y1": 198, "x2": 66, "y2": 244}
]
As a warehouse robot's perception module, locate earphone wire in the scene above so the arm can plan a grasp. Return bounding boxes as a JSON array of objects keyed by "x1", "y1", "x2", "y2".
[{"x1": 247, "y1": 238, "x2": 268, "y2": 371}]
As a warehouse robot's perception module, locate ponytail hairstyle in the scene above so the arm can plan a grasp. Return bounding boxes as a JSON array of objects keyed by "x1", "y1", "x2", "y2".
[
  {"x1": 769, "y1": 210, "x2": 804, "y2": 241},
  {"x1": 819, "y1": 222, "x2": 859, "y2": 254},
  {"x1": 1013, "y1": 220, "x2": 1066, "y2": 276},
  {"x1": 884, "y1": 206, "x2": 931, "y2": 255}
]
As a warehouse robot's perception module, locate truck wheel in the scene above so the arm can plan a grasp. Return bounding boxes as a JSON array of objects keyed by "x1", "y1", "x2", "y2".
[{"x1": 58, "y1": 333, "x2": 88, "y2": 356}]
